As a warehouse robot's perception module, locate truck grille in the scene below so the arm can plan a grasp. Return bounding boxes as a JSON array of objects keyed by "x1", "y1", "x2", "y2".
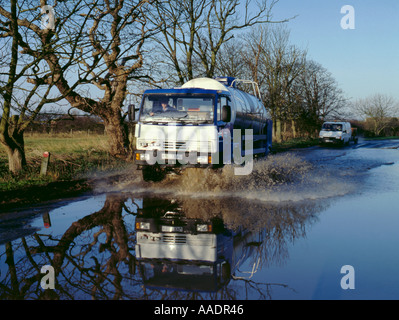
[
  {"x1": 162, "y1": 235, "x2": 187, "y2": 244},
  {"x1": 164, "y1": 141, "x2": 186, "y2": 150},
  {"x1": 163, "y1": 141, "x2": 213, "y2": 152}
]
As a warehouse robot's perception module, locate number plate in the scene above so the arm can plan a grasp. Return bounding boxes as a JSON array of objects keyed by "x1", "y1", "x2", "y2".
[
  {"x1": 161, "y1": 153, "x2": 183, "y2": 160},
  {"x1": 161, "y1": 226, "x2": 183, "y2": 232}
]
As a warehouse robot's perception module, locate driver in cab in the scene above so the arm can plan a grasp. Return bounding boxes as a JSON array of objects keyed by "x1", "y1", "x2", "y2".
[{"x1": 150, "y1": 99, "x2": 175, "y2": 116}]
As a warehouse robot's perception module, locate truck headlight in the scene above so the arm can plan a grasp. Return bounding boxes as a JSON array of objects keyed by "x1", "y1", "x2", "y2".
[
  {"x1": 196, "y1": 224, "x2": 212, "y2": 232},
  {"x1": 136, "y1": 153, "x2": 150, "y2": 161},
  {"x1": 197, "y1": 155, "x2": 208, "y2": 164},
  {"x1": 197, "y1": 155, "x2": 212, "y2": 164},
  {"x1": 136, "y1": 222, "x2": 150, "y2": 230}
]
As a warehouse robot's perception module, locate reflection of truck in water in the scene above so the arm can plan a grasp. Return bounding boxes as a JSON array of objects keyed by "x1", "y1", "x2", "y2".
[
  {"x1": 319, "y1": 121, "x2": 358, "y2": 145},
  {"x1": 135, "y1": 198, "x2": 262, "y2": 292},
  {"x1": 132, "y1": 77, "x2": 272, "y2": 181}
]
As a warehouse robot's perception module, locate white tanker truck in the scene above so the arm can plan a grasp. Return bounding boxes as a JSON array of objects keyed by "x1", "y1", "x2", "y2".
[
  {"x1": 135, "y1": 197, "x2": 264, "y2": 293},
  {"x1": 133, "y1": 77, "x2": 272, "y2": 181}
]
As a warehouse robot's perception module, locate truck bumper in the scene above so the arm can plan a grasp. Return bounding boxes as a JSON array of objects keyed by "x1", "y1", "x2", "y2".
[
  {"x1": 319, "y1": 137, "x2": 343, "y2": 144},
  {"x1": 134, "y1": 149, "x2": 220, "y2": 168}
]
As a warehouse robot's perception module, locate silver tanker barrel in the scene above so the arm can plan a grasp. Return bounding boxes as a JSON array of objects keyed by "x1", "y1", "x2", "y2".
[
  {"x1": 227, "y1": 85, "x2": 269, "y2": 135},
  {"x1": 182, "y1": 77, "x2": 270, "y2": 135}
]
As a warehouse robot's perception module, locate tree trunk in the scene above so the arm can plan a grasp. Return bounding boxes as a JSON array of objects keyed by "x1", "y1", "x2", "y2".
[
  {"x1": 103, "y1": 113, "x2": 129, "y2": 158},
  {"x1": 1, "y1": 132, "x2": 26, "y2": 174},
  {"x1": 283, "y1": 121, "x2": 287, "y2": 139},
  {"x1": 0, "y1": 115, "x2": 27, "y2": 174},
  {"x1": 291, "y1": 120, "x2": 297, "y2": 138},
  {"x1": 275, "y1": 119, "x2": 282, "y2": 143},
  {"x1": 5, "y1": 146, "x2": 26, "y2": 174}
]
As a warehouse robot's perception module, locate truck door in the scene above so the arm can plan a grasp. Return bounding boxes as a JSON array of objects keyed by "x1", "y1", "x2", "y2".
[
  {"x1": 216, "y1": 96, "x2": 232, "y2": 164},
  {"x1": 217, "y1": 96, "x2": 231, "y2": 125}
]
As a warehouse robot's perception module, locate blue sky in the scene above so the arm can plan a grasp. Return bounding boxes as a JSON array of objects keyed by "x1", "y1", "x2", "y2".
[{"x1": 270, "y1": 0, "x2": 399, "y2": 101}]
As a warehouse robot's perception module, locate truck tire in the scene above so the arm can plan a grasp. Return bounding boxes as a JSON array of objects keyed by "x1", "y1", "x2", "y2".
[{"x1": 142, "y1": 165, "x2": 166, "y2": 182}]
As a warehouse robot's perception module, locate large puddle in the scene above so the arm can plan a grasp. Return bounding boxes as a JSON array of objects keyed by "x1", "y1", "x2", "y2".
[{"x1": 1, "y1": 142, "x2": 399, "y2": 300}]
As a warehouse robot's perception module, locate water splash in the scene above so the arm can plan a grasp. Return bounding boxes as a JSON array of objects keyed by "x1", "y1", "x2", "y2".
[
  {"x1": 164, "y1": 153, "x2": 311, "y2": 193},
  {"x1": 95, "y1": 153, "x2": 356, "y2": 202}
]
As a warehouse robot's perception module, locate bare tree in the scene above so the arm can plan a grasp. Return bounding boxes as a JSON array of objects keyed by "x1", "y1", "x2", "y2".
[
  {"x1": 0, "y1": 0, "x2": 22, "y2": 173},
  {"x1": 251, "y1": 26, "x2": 306, "y2": 142},
  {"x1": 294, "y1": 60, "x2": 347, "y2": 137},
  {"x1": 213, "y1": 25, "x2": 347, "y2": 141},
  {"x1": 215, "y1": 39, "x2": 248, "y2": 79},
  {"x1": 150, "y1": 0, "x2": 290, "y2": 85},
  {"x1": 0, "y1": 0, "x2": 159, "y2": 159},
  {"x1": 354, "y1": 93, "x2": 398, "y2": 136},
  {"x1": 0, "y1": 0, "x2": 58, "y2": 173}
]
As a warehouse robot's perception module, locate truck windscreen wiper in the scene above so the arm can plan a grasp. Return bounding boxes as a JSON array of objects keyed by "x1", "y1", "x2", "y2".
[{"x1": 169, "y1": 114, "x2": 188, "y2": 120}]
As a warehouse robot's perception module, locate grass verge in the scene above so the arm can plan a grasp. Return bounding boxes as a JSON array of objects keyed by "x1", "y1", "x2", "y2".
[
  {"x1": 363, "y1": 136, "x2": 399, "y2": 141},
  {"x1": 0, "y1": 133, "x2": 129, "y2": 210},
  {"x1": 271, "y1": 137, "x2": 319, "y2": 153}
]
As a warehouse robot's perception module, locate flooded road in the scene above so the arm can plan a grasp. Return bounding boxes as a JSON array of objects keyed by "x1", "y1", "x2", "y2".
[{"x1": 1, "y1": 138, "x2": 399, "y2": 300}]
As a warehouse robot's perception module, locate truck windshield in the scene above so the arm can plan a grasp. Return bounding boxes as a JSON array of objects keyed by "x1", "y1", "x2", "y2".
[
  {"x1": 140, "y1": 94, "x2": 214, "y2": 124},
  {"x1": 322, "y1": 123, "x2": 343, "y2": 131}
]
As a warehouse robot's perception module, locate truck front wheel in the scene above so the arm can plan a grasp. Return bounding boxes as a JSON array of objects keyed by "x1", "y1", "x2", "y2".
[{"x1": 142, "y1": 165, "x2": 166, "y2": 182}]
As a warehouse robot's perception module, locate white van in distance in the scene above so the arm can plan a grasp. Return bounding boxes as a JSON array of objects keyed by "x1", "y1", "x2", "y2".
[{"x1": 319, "y1": 121, "x2": 358, "y2": 145}]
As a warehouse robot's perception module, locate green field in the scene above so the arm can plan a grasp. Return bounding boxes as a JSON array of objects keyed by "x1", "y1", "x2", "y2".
[
  {"x1": 271, "y1": 137, "x2": 319, "y2": 153},
  {"x1": 0, "y1": 133, "x2": 127, "y2": 192}
]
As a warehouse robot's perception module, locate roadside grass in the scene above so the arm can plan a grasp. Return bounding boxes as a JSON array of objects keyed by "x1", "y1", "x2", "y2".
[
  {"x1": 0, "y1": 133, "x2": 128, "y2": 192},
  {"x1": 272, "y1": 137, "x2": 319, "y2": 153},
  {"x1": 364, "y1": 136, "x2": 399, "y2": 140}
]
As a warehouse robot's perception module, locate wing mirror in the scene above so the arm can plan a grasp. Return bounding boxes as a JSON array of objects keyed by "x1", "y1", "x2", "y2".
[
  {"x1": 222, "y1": 105, "x2": 231, "y2": 123},
  {"x1": 128, "y1": 104, "x2": 140, "y2": 121}
]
